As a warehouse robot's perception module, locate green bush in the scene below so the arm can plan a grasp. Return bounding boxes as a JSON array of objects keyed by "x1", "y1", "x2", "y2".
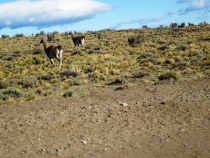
[
  {"x1": 0, "y1": 87, "x2": 23, "y2": 100},
  {"x1": 20, "y1": 76, "x2": 38, "y2": 88},
  {"x1": 26, "y1": 55, "x2": 44, "y2": 65},
  {"x1": 159, "y1": 71, "x2": 179, "y2": 80}
]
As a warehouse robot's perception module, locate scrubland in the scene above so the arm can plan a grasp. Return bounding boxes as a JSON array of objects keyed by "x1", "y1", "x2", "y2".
[{"x1": 0, "y1": 25, "x2": 210, "y2": 104}]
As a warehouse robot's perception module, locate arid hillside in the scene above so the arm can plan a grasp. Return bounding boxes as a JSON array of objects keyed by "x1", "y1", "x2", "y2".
[
  {"x1": 0, "y1": 25, "x2": 210, "y2": 104},
  {"x1": 0, "y1": 25, "x2": 210, "y2": 157}
]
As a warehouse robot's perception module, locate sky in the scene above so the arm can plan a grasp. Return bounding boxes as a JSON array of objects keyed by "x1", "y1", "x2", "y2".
[{"x1": 0, "y1": 0, "x2": 209, "y2": 36}]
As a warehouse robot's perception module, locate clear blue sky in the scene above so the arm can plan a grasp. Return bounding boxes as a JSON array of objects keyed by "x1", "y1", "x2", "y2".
[{"x1": 0, "y1": 0, "x2": 209, "y2": 36}]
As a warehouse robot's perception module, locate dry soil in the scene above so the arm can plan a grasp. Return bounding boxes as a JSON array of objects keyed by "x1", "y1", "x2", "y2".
[{"x1": 0, "y1": 78, "x2": 210, "y2": 158}]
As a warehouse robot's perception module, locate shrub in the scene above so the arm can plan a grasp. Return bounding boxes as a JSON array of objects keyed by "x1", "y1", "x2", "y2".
[
  {"x1": 198, "y1": 21, "x2": 208, "y2": 26},
  {"x1": 71, "y1": 50, "x2": 84, "y2": 56},
  {"x1": 142, "y1": 25, "x2": 148, "y2": 28},
  {"x1": 165, "y1": 58, "x2": 175, "y2": 64},
  {"x1": 97, "y1": 33, "x2": 101, "y2": 39},
  {"x1": 36, "y1": 31, "x2": 45, "y2": 36},
  {"x1": 63, "y1": 91, "x2": 73, "y2": 97},
  {"x1": 60, "y1": 70, "x2": 78, "y2": 77},
  {"x1": 1, "y1": 34, "x2": 10, "y2": 38},
  {"x1": 132, "y1": 71, "x2": 149, "y2": 78},
  {"x1": 159, "y1": 25, "x2": 164, "y2": 28},
  {"x1": 0, "y1": 81, "x2": 9, "y2": 89},
  {"x1": 6, "y1": 56, "x2": 16, "y2": 61},
  {"x1": 179, "y1": 22, "x2": 185, "y2": 28},
  {"x1": 128, "y1": 35, "x2": 145, "y2": 46},
  {"x1": 14, "y1": 33, "x2": 24, "y2": 37},
  {"x1": 33, "y1": 49, "x2": 44, "y2": 55},
  {"x1": 36, "y1": 87, "x2": 44, "y2": 94},
  {"x1": 159, "y1": 71, "x2": 179, "y2": 80},
  {"x1": 158, "y1": 46, "x2": 168, "y2": 51},
  {"x1": 38, "y1": 74, "x2": 55, "y2": 81},
  {"x1": 176, "y1": 44, "x2": 188, "y2": 51},
  {"x1": 108, "y1": 79, "x2": 123, "y2": 85},
  {"x1": 44, "y1": 82, "x2": 52, "y2": 90},
  {"x1": 26, "y1": 55, "x2": 44, "y2": 65},
  {"x1": 12, "y1": 52, "x2": 21, "y2": 57},
  {"x1": 179, "y1": 61, "x2": 190, "y2": 67},
  {"x1": 70, "y1": 78, "x2": 83, "y2": 86},
  {"x1": 25, "y1": 93, "x2": 36, "y2": 101},
  {"x1": 139, "y1": 53, "x2": 152, "y2": 58},
  {"x1": 87, "y1": 49, "x2": 96, "y2": 54},
  {"x1": 0, "y1": 87, "x2": 23, "y2": 100},
  {"x1": 20, "y1": 76, "x2": 38, "y2": 88},
  {"x1": 170, "y1": 23, "x2": 178, "y2": 28},
  {"x1": 47, "y1": 32, "x2": 56, "y2": 41},
  {"x1": 188, "y1": 22, "x2": 194, "y2": 26}
]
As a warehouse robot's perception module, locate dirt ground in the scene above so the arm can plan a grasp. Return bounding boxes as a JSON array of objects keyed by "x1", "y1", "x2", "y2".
[{"x1": 0, "y1": 78, "x2": 210, "y2": 158}]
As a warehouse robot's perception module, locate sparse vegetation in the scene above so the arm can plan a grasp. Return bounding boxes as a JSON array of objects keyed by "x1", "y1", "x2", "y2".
[{"x1": 0, "y1": 23, "x2": 210, "y2": 104}]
